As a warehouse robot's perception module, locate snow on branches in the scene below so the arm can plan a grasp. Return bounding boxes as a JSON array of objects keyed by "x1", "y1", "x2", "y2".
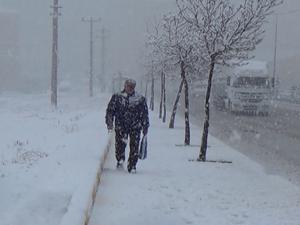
[
  {"x1": 176, "y1": 0, "x2": 283, "y2": 64},
  {"x1": 173, "y1": 0, "x2": 283, "y2": 161},
  {"x1": 144, "y1": 0, "x2": 282, "y2": 155}
]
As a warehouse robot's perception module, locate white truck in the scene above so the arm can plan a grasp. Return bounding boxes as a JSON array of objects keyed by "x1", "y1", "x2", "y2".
[{"x1": 213, "y1": 61, "x2": 272, "y2": 116}]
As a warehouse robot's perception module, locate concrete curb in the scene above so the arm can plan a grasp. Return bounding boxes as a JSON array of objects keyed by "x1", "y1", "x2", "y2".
[{"x1": 59, "y1": 134, "x2": 113, "y2": 225}]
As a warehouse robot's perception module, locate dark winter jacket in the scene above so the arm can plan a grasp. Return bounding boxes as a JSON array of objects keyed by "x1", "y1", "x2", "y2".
[{"x1": 105, "y1": 90, "x2": 149, "y2": 132}]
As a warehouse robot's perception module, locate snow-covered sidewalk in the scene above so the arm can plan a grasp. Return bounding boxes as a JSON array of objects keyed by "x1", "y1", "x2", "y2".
[
  {"x1": 0, "y1": 93, "x2": 111, "y2": 225},
  {"x1": 89, "y1": 112, "x2": 300, "y2": 225}
]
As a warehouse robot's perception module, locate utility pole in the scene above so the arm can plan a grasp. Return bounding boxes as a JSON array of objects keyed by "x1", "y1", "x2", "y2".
[
  {"x1": 50, "y1": 0, "x2": 61, "y2": 107},
  {"x1": 82, "y1": 17, "x2": 101, "y2": 97},
  {"x1": 100, "y1": 28, "x2": 108, "y2": 92},
  {"x1": 272, "y1": 15, "x2": 278, "y2": 98},
  {"x1": 273, "y1": 9, "x2": 300, "y2": 99}
]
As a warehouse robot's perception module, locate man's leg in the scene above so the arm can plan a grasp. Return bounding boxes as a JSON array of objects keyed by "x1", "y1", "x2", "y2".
[
  {"x1": 127, "y1": 130, "x2": 141, "y2": 172},
  {"x1": 115, "y1": 129, "x2": 128, "y2": 164}
]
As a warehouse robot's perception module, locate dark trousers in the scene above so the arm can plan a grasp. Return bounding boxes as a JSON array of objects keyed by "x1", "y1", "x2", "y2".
[{"x1": 115, "y1": 129, "x2": 141, "y2": 167}]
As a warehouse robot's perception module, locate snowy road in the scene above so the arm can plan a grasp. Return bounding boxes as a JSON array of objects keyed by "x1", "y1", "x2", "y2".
[{"x1": 189, "y1": 96, "x2": 300, "y2": 187}]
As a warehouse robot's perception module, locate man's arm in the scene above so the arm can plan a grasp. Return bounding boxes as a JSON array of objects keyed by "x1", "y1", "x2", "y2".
[{"x1": 105, "y1": 94, "x2": 117, "y2": 130}]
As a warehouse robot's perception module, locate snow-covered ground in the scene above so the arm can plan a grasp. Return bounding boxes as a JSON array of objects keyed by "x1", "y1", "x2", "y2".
[
  {"x1": 0, "y1": 93, "x2": 110, "y2": 225},
  {"x1": 1, "y1": 92, "x2": 300, "y2": 225},
  {"x1": 89, "y1": 108, "x2": 300, "y2": 225}
]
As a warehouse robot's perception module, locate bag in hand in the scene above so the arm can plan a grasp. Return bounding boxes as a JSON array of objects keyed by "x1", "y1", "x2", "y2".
[{"x1": 138, "y1": 135, "x2": 147, "y2": 160}]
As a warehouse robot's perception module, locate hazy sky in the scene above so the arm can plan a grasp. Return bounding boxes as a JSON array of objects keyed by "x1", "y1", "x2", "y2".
[
  {"x1": 0, "y1": 0, "x2": 300, "y2": 88},
  {"x1": 0, "y1": 0, "x2": 175, "y2": 83}
]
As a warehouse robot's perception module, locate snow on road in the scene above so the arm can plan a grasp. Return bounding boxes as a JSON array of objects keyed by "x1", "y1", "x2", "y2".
[
  {"x1": 89, "y1": 112, "x2": 300, "y2": 225},
  {"x1": 189, "y1": 94, "x2": 300, "y2": 188}
]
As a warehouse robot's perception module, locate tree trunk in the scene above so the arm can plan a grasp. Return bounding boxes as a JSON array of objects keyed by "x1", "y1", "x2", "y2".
[
  {"x1": 180, "y1": 61, "x2": 190, "y2": 146},
  {"x1": 159, "y1": 71, "x2": 163, "y2": 119},
  {"x1": 183, "y1": 77, "x2": 190, "y2": 145},
  {"x1": 163, "y1": 72, "x2": 167, "y2": 123},
  {"x1": 169, "y1": 79, "x2": 184, "y2": 128},
  {"x1": 145, "y1": 80, "x2": 148, "y2": 100},
  {"x1": 150, "y1": 76, "x2": 155, "y2": 111},
  {"x1": 198, "y1": 56, "x2": 216, "y2": 161}
]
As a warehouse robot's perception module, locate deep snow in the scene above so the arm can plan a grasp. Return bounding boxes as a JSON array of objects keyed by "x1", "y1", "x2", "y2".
[
  {"x1": 89, "y1": 105, "x2": 300, "y2": 225},
  {"x1": 0, "y1": 93, "x2": 109, "y2": 225},
  {"x1": 1, "y1": 92, "x2": 300, "y2": 225}
]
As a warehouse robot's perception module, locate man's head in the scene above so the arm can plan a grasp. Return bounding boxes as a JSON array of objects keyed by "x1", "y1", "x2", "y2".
[{"x1": 124, "y1": 79, "x2": 136, "y2": 94}]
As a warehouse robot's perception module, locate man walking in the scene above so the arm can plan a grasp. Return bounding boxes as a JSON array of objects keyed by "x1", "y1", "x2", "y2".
[{"x1": 105, "y1": 79, "x2": 149, "y2": 173}]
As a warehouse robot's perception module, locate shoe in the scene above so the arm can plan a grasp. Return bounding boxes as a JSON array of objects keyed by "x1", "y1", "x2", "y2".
[
  {"x1": 116, "y1": 159, "x2": 124, "y2": 168},
  {"x1": 127, "y1": 164, "x2": 136, "y2": 173}
]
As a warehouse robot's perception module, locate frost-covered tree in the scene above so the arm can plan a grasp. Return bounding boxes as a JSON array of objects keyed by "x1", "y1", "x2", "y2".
[
  {"x1": 141, "y1": 60, "x2": 156, "y2": 111},
  {"x1": 146, "y1": 24, "x2": 164, "y2": 114},
  {"x1": 143, "y1": 46, "x2": 158, "y2": 112},
  {"x1": 176, "y1": 0, "x2": 282, "y2": 161},
  {"x1": 159, "y1": 14, "x2": 199, "y2": 145},
  {"x1": 146, "y1": 14, "x2": 195, "y2": 145}
]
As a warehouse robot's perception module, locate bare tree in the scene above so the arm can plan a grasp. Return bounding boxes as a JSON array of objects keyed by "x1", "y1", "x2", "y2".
[
  {"x1": 177, "y1": 0, "x2": 282, "y2": 161},
  {"x1": 145, "y1": 23, "x2": 168, "y2": 116}
]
